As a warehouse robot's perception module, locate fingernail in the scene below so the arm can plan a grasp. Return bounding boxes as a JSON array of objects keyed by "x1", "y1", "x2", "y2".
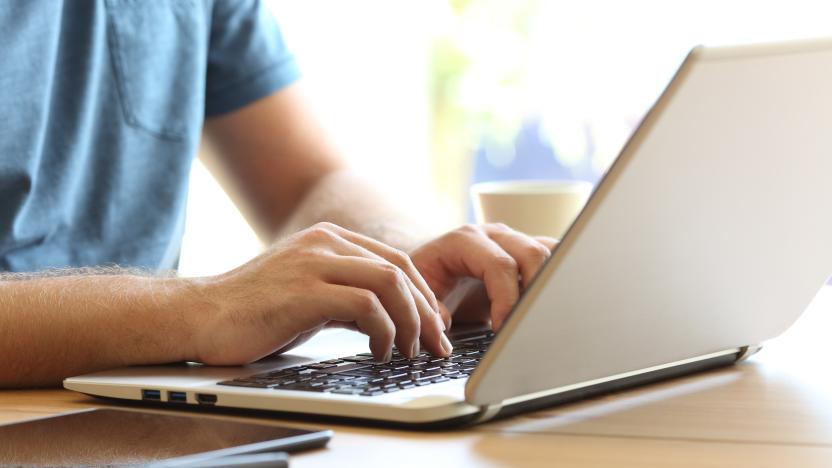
[
  {"x1": 440, "y1": 333, "x2": 453, "y2": 356},
  {"x1": 383, "y1": 348, "x2": 392, "y2": 363},
  {"x1": 411, "y1": 341, "x2": 420, "y2": 358}
]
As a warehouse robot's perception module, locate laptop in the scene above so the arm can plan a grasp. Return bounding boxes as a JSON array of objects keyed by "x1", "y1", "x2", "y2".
[{"x1": 65, "y1": 38, "x2": 832, "y2": 427}]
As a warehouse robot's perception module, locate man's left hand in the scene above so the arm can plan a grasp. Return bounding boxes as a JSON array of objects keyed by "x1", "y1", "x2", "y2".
[{"x1": 410, "y1": 223, "x2": 558, "y2": 331}]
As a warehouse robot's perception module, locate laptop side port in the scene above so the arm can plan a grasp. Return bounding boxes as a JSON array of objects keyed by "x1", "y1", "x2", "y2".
[
  {"x1": 141, "y1": 389, "x2": 161, "y2": 401},
  {"x1": 196, "y1": 393, "x2": 217, "y2": 405},
  {"x1": 168, "y1": 391, "x2": 187, "y2": 403}
]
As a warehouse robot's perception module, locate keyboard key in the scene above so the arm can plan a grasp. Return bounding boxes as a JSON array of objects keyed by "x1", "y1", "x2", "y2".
[
  {"x1": 385, "y1": 375, "x2": 413, "y2": 385},
  {"x1": 449, "y1": 357, "x2": 476, "y2": 364},
  {"x1": 229, "y1": 332, "x2": 492, "y2": 396},
  {"x1": 380, "y1": 363, "x2": 411, "y2": 370},
  {"x1": 412, "y1": 371, "x2": 442, "y2": 382},
  {"x1": 318, "y1": 363, "x2": 372, "y2": 374},
  {"x1": 342, "y1": 355, "x2": 375, "y2": 362},
  {"x1": 271, "y1": 379, "x2": 297, "y2": 386},
  {"x1": 452, "y1": 332, "x2": 490, "y2": 343},
  {"x1": 338, "y1": 369, "x2": 383, "y2": 378},
  {"x1": 265, "y1": 370, "x2": 292, "y2": 378},
  {"x1": 383, "y1": 372, "x2": 409, "y2": 380},
  {"x1": 307, "y1": 363, "x2": 338, "y2": 370}
]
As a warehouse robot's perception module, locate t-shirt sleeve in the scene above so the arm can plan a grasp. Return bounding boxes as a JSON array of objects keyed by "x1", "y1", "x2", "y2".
[{"x1": 204, "y1": 0, "x2": 300, "y2": 117}]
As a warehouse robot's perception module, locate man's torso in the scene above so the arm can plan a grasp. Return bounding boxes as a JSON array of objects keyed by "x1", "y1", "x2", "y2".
[{"x1": 0, "y1": 1, "x2": 210, "y2": 271}]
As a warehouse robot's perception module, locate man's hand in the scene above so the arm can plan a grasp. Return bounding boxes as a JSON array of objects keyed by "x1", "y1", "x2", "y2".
[
  {"x1": 202, "y1": 85, "x2": 557, "y2": 358},
  {"x1": 191, "y1": 222, "x2": 554, "y2": 366},
  {"x1": 192, "y1": 222, "x2": 450, "y2": 365},
  {"x1": 0, "y1": 221, "x2": 554, "y2": 388},
  {"x1": 410, "y1": 223, "x2": 558, "y2": 331}
]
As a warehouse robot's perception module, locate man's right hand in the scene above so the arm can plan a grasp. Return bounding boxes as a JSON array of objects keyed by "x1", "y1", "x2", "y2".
[{"x1": 190, "y1": 222, "x2": 452, "y2": 365}]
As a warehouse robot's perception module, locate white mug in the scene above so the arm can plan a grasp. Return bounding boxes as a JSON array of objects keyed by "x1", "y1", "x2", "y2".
[{"x1": 470, "y1": 180, "x2": 592, "y2": 239}]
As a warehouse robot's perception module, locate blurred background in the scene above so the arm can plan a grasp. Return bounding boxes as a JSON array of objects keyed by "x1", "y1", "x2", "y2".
[{"x1": 179, "y1": 0, "x2": 832, "y2": 277}]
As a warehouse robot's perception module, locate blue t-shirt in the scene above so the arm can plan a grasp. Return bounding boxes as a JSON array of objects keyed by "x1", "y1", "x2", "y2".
[{"x1": 0, "y1": 0, "x2": 299, "y2": 272}]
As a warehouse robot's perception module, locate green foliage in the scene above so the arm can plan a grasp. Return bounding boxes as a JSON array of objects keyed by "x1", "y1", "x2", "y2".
[{"x1": 428, "y1": 0, "x2": 541, "y2": 204}]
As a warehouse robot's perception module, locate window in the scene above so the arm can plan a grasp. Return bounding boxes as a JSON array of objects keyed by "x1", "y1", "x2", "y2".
[{"x1": 179, "y1": 0, "x2": 832, "y2": 276}]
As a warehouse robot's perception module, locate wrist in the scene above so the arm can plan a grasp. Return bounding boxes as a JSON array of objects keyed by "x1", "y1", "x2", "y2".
[{"x1": 123, "y1": 275, "x2": 222, "y2": 366}]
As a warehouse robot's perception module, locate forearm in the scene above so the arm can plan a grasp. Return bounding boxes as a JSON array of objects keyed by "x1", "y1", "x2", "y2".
[
  {"x1": 279, "y1": 170, "x2": 436, "y2": 252},
  {"x1": 0, "y1": 271, "x2": 207, "y2": 388}
]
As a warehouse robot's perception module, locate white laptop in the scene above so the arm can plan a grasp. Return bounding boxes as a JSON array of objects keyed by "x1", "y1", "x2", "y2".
[{"x1": 65, "y1": 38, "x2": 832, "y2": 427}]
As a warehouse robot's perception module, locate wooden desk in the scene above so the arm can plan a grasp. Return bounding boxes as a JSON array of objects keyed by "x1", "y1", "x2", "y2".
[{"x1": 2, "y1": 287, "x2": 831, "y2": 467}]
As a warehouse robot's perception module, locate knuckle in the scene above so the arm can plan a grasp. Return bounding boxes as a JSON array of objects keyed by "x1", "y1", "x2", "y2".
[
  {"x1": 492, "y1": 255, "x2": 519, "y2": 273},
  {"x1": 490, "y1": 222, "x2": 512, "y2": 232},
  {"x1": 459, "y1": 223, "x2": 482, "y2": 235},
  {"x1": 378, "y1": 262, "x2": 405, "y2": 287},
  {"x1": 448, "y1": 226, "x2": 477, "y2": 243},
  {"x1": 313, "y1": 221, "x2": 338, "y2": 231},
  {"x1": 305, "y1": 225, "x2": 337, "y2": 242},
  {"x1": 389, "y1": 248, "x2": 412, "y2": 267},
  {"x1": 304, "y1": 226, "x2": 328, "y2": 239},
  {"x1": 354, "y1": 289, "x2": 381, "y2": 314},
  {"x1": 526, "y1": 243, "x2": 551, "y2": 261}
]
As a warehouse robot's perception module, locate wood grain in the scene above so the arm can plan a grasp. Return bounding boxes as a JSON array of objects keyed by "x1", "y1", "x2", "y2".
[{"x1": 1, "y1": 287, "x2": 830, "y2": 467}]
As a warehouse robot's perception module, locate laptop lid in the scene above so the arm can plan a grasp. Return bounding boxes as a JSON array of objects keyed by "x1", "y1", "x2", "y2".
[{"x1": 466, "y1": 39, "x2": 832, "y2": 406}]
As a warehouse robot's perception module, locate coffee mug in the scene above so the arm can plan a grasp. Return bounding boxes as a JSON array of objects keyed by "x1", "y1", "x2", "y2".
[{"x1": 470, "y1": 180, "x2": 592, "y2": 239}]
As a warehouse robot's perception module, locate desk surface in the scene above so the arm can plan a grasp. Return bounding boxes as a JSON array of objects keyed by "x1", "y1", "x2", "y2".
[{"x1": 2, "y1": 287, "x2": 831, "y2": 467}]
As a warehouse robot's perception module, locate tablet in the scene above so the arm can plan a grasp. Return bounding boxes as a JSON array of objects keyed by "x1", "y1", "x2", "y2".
[{"x1": 0, "y1": 408, "x2": 331, "y2": 466}]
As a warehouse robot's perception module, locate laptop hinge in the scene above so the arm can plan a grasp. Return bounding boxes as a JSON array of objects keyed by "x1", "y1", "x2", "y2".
[
  {"x1": 735, "y1": 344, "x2": 763, "y2": 362},
  {"x1": 471, "y1": 403, "x2": 503, "y2": 424}
]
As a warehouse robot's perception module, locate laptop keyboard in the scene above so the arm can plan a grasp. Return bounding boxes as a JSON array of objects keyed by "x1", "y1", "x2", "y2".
[{"x1": 218, "y1": 331, "x2": 494, "y2": 396}]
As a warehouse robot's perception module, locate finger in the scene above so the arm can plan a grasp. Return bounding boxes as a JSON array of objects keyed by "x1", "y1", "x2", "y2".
[
  {"x1": 316, "y1": 283, "x2": 397, "y2": 361},
  {"x1": 534, "y1": 236, "x2": 559, "y2": 251},
  {"x1": 317, "y1": 223, "x2": 451, "y2": 357},
  {"x1": 483, "y1": 224, "x2": 552, "y2": 289},
  {"x1": 325, "y1": 322, "x2": 360, "y2": 332},
  {"x1": 317, "y1": 223, "x2": 441, "y2": 315},
  {"x1": 442, "y1": 226, "x2": 521, "y2": 331},
  {"x1": 443, "y1": 278, "x2": 491, "y2": 325},
  {"x1": 321, "y1": 255, "x2": 422, "y2": 358},
  {"x1": 321, "y1": 233, "x2": 453, "y2": 357},
  {"x1": 438, "y1": 301, "x2": 452, "y2": 330}
]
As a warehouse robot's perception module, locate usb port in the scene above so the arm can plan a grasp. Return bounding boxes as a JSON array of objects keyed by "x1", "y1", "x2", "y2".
[
  {"x1": 196, "y1": 393, "x2": 217, "y2": 405},
  {"x1": 168, "y1": 391, "x2": 187, "y2": 403},
  {"x1": 141, "y1": 389, "x2": 161, "y2": 401}
]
